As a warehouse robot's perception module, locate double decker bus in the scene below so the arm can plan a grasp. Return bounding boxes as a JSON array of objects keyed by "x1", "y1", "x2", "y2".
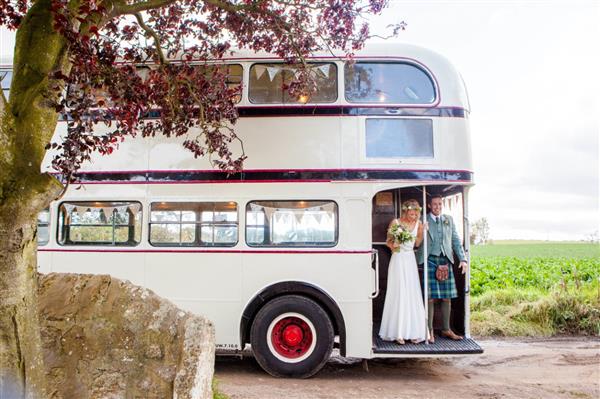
[{"x1": 29, "y1": 43, "x2": 483, "y2": 378}]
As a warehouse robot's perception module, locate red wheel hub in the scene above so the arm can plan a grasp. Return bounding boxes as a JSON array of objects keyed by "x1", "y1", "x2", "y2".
[{"x1": 271, "y1": 316, "x2": 313, "y2": 359}]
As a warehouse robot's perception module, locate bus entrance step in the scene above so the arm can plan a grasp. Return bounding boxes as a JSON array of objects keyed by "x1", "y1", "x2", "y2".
[{"x1": 373, "y1": 334, "x2": 483, "y2": 355}]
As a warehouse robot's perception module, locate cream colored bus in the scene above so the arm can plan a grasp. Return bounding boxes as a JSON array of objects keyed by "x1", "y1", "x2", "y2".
[{"x1": 31, "y1": 43, "x2": 482, "y2": 378}]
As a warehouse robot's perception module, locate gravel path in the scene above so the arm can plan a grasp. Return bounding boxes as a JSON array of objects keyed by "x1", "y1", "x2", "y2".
[{"x1": 214, "y1": 337, "x2": 600, "y2": 399}]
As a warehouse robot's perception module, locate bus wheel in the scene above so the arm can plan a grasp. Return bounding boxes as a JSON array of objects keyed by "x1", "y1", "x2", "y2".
[{"x1": 250, "y1": 295, "x2": 334, "y2": 378}]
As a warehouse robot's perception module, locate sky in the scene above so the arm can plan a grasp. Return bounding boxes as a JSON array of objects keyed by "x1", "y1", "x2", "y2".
[
  {"x1": 368, "y1": 0, "x2": 599, "y2": 241},
  {"x1": 1, "y1": 0, "x2": 598, "y2": 241}
]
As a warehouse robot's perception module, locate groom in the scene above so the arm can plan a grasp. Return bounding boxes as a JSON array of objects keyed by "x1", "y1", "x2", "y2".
[{"x1": 417, "y1": 195, "x2": 468, "y2": 341}]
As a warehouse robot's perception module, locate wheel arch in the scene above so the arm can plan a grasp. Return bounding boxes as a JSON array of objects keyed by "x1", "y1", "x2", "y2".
[{"x1": 240, "y1": 281, "x2": 347, "y2": 356}]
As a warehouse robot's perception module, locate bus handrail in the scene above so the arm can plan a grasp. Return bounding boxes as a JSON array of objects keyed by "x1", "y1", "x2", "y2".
[{"x1": 369, "y1": 248, "x2": 380, "y2": 299}]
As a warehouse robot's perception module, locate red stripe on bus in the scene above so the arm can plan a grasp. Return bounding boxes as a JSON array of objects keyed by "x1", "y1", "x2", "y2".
[
  {"x1": 50, "y1": 168, "x2": 474, "y2": 175},
  {"x1": 38, "y1": 249, "x2": 372, "y2": 254},
  {"x1": 71, "y1": 179, "x2": 472, "y2": 185}
]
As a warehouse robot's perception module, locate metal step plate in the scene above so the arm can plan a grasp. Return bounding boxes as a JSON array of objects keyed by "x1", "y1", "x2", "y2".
[{"x1": 373, "y1": 334, "x2": 483, "y2": 355}]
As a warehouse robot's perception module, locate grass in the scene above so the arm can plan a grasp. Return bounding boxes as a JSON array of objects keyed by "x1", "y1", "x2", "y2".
[
  {"x1": 469, "y1": 241, "x2": 600, "y2": 337},
  {"x1": 213, "y1": 378, "x2": 230, "y2": 399},
  {"x1": 470, "y1": 283, "x2": 600, "y2": 336}
]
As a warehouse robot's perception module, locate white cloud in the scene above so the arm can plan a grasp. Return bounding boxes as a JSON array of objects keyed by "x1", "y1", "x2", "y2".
[{"x1": 370, "y1": 0, "x2": 599, "y2": 240}]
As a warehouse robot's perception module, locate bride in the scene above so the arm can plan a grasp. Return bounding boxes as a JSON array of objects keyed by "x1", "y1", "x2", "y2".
[{"x1": 379, "y1": 199, "x2": 428, "y2": 344}]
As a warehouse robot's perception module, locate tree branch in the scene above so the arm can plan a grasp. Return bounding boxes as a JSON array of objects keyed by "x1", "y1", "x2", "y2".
[
  {"x1": 111, "y1": 0, "x2": 178, "y2": 16},
  {"x1": 134, "y1": 12, "x2": 167, "y2": 65}
]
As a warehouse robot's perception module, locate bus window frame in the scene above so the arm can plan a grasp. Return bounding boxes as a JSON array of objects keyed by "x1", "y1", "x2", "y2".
[
  {"x1": 359, "y1": 116, "x2": 436, "y2": 164},
  {"x1": 148, "y1": 201, "x2": 239, "y2": 248},
  {"x1": 247, "y1": 62, "x2": 339, "y2": 105},
  {"x1": 245, "y1": 199, "x2": 339, "y2": 248},
  {"x1": 343, "y1": 60, "x2": 438, "y2": 106},
  {"x1": 57, "y1": 200, "x2": 143, "y2": 247}
]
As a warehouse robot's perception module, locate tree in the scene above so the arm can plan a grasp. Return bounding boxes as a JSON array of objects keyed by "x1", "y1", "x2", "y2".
[
  {"x1": 0, "y1": 1, "x2": 394, "y2": 396},
  {"x1": 470, "y1": 217, "x2": 490, "y2": 245}
]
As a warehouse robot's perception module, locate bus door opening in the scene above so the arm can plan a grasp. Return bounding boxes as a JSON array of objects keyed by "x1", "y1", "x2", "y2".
[{"x1": 370, "y1": 186, "x2": 467, "y2": 339}]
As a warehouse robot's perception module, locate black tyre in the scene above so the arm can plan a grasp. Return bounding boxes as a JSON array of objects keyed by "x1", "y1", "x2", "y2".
[{"x1": 250, "y1": 295, "x2": 334, "y2": 378}]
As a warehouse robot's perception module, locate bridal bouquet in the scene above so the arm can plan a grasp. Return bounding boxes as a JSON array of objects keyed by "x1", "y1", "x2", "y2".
[{"x1": 388, "y1": 223, "x2": 414, "y2": 245}]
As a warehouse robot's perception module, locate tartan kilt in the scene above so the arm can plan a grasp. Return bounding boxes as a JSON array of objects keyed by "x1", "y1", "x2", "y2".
[{"x1": 427, "y1": 255, "x2": 458, "y2": 299}]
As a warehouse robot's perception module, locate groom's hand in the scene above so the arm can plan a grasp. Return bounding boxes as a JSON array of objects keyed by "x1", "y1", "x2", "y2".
[{"x1": 459, "y1": 261, "x2": 468, "y2": 274}]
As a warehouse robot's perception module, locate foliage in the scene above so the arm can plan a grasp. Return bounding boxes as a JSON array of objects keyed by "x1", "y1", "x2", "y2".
[
  {"x1": 470, "y1": 256, "x2": 599, "y2": 296},
  {"x1": 213, "y1": 379, "x2": 229, "y2": 399},
  {"x1": 470, "y1": 242, "x2": 600, "y2": 336},
  {"x1": 1, "y1": 0, "x2": 396, "y2": 182},
  {"x1": 471, "y1": 283, "x2": 600, "y2": 336}
]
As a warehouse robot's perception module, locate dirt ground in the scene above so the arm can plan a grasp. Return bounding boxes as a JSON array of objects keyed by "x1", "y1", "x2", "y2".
[{"x1": 214, "y1": 337, "x2": 599, "y2": 399}]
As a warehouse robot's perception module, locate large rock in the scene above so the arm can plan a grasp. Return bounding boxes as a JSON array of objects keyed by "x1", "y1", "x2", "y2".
[{"x1": 38, "y1": 273, "x2": 215, "y2": 399}]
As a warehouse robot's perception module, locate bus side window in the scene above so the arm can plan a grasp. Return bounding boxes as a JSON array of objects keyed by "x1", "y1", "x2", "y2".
[
  {"x1": 365, "y1": 118, "x2": 434, "y2": 159},
  {"x1": 57, "y1": 201, "x2": 142, "y2": 246},
  {"x1": 37, "y1": 208, "x2": 50, "y2": 246},
  {"x1": 248, "y1": 63, "x2": 337, "y2": 104},
  {"x1": 344, "y1": 62, "x2": 436, "y2": 104},
  {"x1": 149, "y1": 202, "x2": 238, "y2": 247},
  {"x1": 246, "y1": 200, "x2": 338, "y2": 247}
]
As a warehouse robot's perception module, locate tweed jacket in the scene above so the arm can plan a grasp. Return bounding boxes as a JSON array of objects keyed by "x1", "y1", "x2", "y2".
[{"x1": 416, "y1": 213, "x2": 466, "y2": 265}]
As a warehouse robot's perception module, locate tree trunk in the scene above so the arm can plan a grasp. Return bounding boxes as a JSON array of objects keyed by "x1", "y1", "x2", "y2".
[
  {"x1": 0, "y1": 203, "x2": 54, "y2": 398},
  {"x1": 0, "y1": 0, "x2": 67, "y2": 396}
]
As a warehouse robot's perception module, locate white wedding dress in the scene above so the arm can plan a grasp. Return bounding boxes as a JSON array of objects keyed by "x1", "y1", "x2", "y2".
[{"x1": 379, "y1": 221, "x2": 427, "y2": 341}]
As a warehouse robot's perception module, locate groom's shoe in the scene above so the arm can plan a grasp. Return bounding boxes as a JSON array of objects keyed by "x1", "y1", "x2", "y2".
[{"x1": 441, "y1": 329, "x2": 463, "y2": 340}]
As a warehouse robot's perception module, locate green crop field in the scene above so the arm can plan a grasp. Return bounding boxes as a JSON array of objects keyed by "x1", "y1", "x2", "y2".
[
  {"x1": 471, "y1": 241, "x2": 599, "y2": 259},
  {"x1": 469, "y1": 241, "x2": 599, "y2": 336},
  {"x1": 470, "y1": 242, "x2": 599, "y2": 295}
]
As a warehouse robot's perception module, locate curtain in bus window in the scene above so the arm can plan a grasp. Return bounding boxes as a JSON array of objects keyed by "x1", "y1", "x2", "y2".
[
  {"x1": 248, "y1": 63, "x2": 337, "y2": 104},
  {"x1": 345, "y1": 62, "x2": 435, "y2": 104},
  {"x1": 246, "y1": 201, "x2": 337, "y2": 247},
  {"x1": 58, "y1": 201, "x2": 142, "y2": 246},
  {"x1": 365, "y1": 118, "x2": 434, "y2": 158}
]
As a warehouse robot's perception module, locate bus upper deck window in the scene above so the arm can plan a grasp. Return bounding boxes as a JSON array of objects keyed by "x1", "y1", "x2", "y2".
[
  {"x1": 57, "y1": 201, "x2": 142, "y2": 246},
  {"x1": 344, "y1": 62, "x2": 436, "y2": 104},
  {"x1": 249, "y1": 63, "x2": 337, "y2": 104},
  {"x1": 195, "y1": 64, "x2": 243, "y2": 103}
]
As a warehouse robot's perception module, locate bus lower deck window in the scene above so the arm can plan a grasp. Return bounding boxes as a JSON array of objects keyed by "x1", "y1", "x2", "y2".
[
  {"x1": 246, "y1": 200, "x2": 338, "y2": 247},
  {"x1": 149, "y1": 202, "x2": 238, "y2": 247},
  {"x1": 58, "y1": 201, "x2": 142, "y2": 246},
  {"x1": 37, "y1": 208, "x2": 50, "y2": 246}
]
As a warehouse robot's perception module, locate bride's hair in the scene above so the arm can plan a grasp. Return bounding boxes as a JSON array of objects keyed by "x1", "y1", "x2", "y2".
[{"x1": 401, "y1": 199, "x2": 422, "y2": 216}]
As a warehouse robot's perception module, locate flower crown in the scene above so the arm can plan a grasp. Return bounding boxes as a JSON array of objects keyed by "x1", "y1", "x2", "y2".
[{"x1": 401, "y1": 204, "x2": 422, "y2": 211}]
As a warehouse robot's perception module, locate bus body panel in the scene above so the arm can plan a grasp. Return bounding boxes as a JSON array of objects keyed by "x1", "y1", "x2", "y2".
[{"x1": 33, "y1": 44, "x2": 478, "y2": 366}]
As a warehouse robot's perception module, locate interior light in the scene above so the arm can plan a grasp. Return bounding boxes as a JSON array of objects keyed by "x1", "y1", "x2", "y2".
[{"x1": 298, "y1": 94, "x2": 309, "y2": 104}]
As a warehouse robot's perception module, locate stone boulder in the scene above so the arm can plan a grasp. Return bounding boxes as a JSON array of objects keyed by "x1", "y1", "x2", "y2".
[{"x1": 38, "y1": 273, "x2": 215, "y2": 399}]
